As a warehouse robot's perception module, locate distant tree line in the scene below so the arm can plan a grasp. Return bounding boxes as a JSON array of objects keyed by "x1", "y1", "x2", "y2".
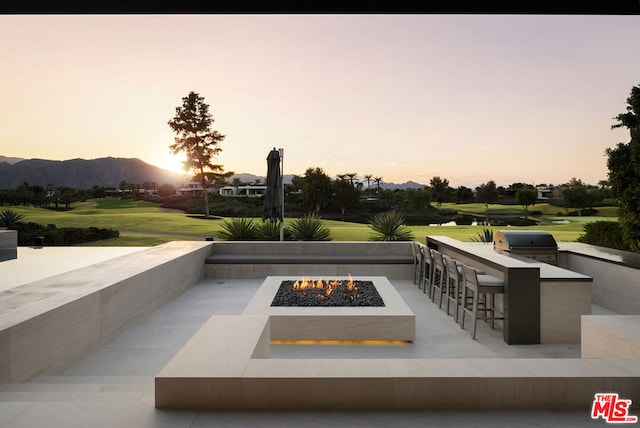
[
  {"x1": 0, "y1": 181, "x2": 179, "y2": 208},
  {"x1": 0, "y1": 183, "x2": 100, "y2": 208},
  {"x1": 0, "y1": 171, "x2": 614, "y2": 225},
  {"x1": 280, "y1": 167, "x2": 613, "y2": 220}
]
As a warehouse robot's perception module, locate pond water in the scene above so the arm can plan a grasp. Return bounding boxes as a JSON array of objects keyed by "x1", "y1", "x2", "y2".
[{"x1": 429, "y1": 221, "x2": 479, "y2": 226}]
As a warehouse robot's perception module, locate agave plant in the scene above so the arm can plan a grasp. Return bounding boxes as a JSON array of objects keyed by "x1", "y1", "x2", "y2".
[
  {"x1": 471, "y1": 228, "x2": 494, "y2": 243},
  {"x1": 217, "y1": 217, "x2": 257, "y2": 241},
  {"x1": 0, "y1": 209, "x2": 25, "y2": 228},
  {"x1": 255, "y1": 220, "x2": 290, "y2": 241},
  {"x1": 289, "y1": 213, "x2": 331, "y2": 241},
  {"x1": 368, "y1": 209, "x2": 414, "y2": 241}
]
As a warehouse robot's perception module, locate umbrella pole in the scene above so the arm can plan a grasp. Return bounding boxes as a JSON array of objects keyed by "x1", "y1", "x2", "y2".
[{"x1": 279, "y1": 148, "x2": 284, "y2": 241}]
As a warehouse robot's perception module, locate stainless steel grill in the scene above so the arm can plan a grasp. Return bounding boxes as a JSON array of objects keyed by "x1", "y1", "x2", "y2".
[{"x1": 493, "y1": 230, "x2": 558, "y2": 265}]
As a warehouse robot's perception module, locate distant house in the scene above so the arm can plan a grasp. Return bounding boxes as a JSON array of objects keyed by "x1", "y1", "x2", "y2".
[
  {"x1": 536, "y1": 186, "x2": 553, "y2": 200},
  {"x1": 219, "y1": 185, "x2": 267, "y2": 197},
  {"x1": 176, "y1": 182, "x2": 218, "y2": 196}
]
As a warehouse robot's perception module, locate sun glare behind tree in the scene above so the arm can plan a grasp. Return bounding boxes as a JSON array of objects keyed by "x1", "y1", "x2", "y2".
[{"x1": 156, "y1": 152, "x2": 187, "y2": 174}]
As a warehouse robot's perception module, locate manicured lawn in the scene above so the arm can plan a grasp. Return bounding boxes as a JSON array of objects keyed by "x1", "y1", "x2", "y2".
[
  {"x1": 9, "y1": 199, "x2": 222, "y2": 245},
  {"x1": 6, "y1": 197, "x2": 618, "y2": 246}
]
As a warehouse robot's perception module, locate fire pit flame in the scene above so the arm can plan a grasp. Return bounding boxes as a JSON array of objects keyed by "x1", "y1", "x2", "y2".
[
  {"x1": 292, "y1": 276, "x2": 357, "y2": 294},
  {"x1": 271, "y1": 276, "x2": 385, "y2": 307},
  {"x1": 293, "y1": 278, "x2": 330, "y2": 290}
]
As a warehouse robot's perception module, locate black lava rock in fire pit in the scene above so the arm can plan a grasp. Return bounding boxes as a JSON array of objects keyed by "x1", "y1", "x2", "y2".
[{"x1": 270, "y1": 279, "x2": 385, "y2": 307}]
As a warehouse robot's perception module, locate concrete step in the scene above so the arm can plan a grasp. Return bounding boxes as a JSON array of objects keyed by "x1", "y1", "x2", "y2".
[
  {"x1": 0, "y1": 376, "x2": 152, "y2": 403},
  {"x1": 29, "y1": 375, "x2": 152, "y2": 384}
]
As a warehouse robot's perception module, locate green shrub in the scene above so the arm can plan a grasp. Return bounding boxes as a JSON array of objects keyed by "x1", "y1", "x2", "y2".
[
  {"x1": 471, "y1": 228, "x2": 494, "y2": 243},
  {"x1": 218, "y1": 218, "x2": 258, "y2": 241},
  {"x1": 577, "y1": 221, "x2": 631, "y2": 251},
  {"x1": 161, "y1": 195, "x2": 203, "y2": 212},
  {"x1": 289, "y1": 214, "x2": 331, "y2": 241},
  {"x1": 454, "y1": 214, "x2": 475, "y2": 225},
  {"x1": 436, "y1": 208, "x2": 458, "y2": 217},
  {"x1": 46, "y1": 226, "x2": 119, "y2": 245},
  {"x1": 368, "y1": 210, "x2": 414, "y2": 241},
  {"x1": 13, "y1": 222, "x2": 119, "y2": 246},
  {"x1": 567, "y1": 208, "x2": 598, "y2": 217},
  {"x1": 211, "y1": 198, "x2": 263, "y2": 217}
]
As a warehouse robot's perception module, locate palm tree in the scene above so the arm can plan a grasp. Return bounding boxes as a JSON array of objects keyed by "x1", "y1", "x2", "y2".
[
  {"x1": 363, "y1": 174, "x2": 373, "y2": 194},
  {"x1": 229, "y1": 177, "x2": 243, "y2": 196},
  {"x1": 346, "y1": 173, "x2": 358, "y2": 187},
  {"x1": 374, "y1": 177, "x2": 383, "y2": 192}
]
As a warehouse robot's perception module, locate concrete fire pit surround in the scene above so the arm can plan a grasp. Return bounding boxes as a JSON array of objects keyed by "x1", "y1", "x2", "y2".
[
  {"x1": 154, "y1": 276, "x2": 640, "y2": 410},
  {"x1": 242, "y1": 276, "x2": 415, "y2": 341}
]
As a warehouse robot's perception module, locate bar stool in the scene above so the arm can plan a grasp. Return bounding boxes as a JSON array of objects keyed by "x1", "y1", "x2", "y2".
[
  {"x1": 459, "y1": 263, "x2": 505, "y2": 340},
  {"x1": 443, "y1": 256, "x2": 463, "y2": 318},
  {"x1": 421, "y1": 247, "x2": 434, "y2": 295},
  {"x1": 429, "y1": 249, "x2": 446, "y2": 304},
  {"x1": 412, "y1": 241, "x2": 424, "y2": 287},
  {"x1": 444, "y1": 258, "x2": 486, "y2": 321}
]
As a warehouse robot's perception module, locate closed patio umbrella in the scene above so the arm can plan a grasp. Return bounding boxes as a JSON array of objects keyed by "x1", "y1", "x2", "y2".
[{"x1": 262, "y1": 148, "x2": 284, "y2": 239}]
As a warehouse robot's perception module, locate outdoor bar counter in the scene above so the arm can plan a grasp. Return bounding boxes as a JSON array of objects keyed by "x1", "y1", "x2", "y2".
[{"x1": 426, "y1": 236, "x2": 593, "y2": 345}]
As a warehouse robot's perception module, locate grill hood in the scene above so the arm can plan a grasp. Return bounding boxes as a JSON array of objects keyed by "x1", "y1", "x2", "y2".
[{"x1": 493, "y1": 230, "x2": 558, "y2": 252}]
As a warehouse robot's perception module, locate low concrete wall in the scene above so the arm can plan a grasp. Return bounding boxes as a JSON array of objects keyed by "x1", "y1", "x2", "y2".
[
  {"x1": 0, "y1": 229, "x2": 17, "y2": 262},
  {"x1": 559, "y1": 247, "x2": 640, "y2": 315},
  {"x1": 156, "y1": 313, "x2": 640, "y2": 409},
  {"x1": 582, "y1": 315, "x2": 640, "y2": 358},
  {"x1": 0, "y1": 241, "x2": 212, "y2": 383},
  {"x1": 540, "y1": 280, "x2": 592, "y2": 343},
  {"x1": 205, "y1": 241, "x2": 414, "y2": 279}
]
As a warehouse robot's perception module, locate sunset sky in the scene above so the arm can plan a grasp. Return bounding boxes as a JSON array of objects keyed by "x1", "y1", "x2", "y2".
[{"x1": 1, "y1": 14, "x2": 639, "y2": 188}]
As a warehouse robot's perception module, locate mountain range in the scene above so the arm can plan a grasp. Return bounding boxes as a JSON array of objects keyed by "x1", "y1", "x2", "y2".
[
  {"x1": 0, "y1": 156, "x2": 190, "y2": 189},
  {"x1": 0, "y1": 156, "x2": 427, "y2": 190}
]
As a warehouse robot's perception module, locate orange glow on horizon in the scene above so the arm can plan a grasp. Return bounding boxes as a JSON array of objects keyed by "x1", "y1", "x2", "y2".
[{"x1": 270, "y1": 340, "x2": 411, "y2": 345}]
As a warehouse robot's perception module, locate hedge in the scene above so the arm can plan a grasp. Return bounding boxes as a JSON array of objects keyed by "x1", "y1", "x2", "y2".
[
  {"x1": 577, "y1": 221, "x2": 631, "y2": 252},
  {"x1": 13, "y1": 222, "x2": 119, "y2": 246}
]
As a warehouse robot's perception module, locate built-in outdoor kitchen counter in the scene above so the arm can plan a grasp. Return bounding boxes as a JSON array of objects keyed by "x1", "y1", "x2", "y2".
[{"x1": 426, "y1": 236, "x2": 593, "y2": 345}]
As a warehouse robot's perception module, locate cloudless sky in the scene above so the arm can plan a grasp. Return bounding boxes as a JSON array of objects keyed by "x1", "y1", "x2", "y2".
[{"x1": 1, "y1": 14, "x2": 639, "y2": 188}]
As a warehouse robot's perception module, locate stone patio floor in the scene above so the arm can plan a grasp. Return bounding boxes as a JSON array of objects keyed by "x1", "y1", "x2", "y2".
[{"x1": 0, "y1": 271, "x2": 622, "y2": 427}]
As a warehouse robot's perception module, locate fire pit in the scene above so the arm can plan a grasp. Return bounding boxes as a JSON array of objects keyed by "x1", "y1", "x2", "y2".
[
  {"x1": 271, "y1": 276, "x2": 385, "y2": 307},
  {"x1": 242, "y1": 276, "x2": 415, "y2": 342}
]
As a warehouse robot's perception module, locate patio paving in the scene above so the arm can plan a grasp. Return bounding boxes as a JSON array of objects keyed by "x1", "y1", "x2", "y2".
[{"x1": 0, "y1": 273, "x2": 618, "y2": 427}]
